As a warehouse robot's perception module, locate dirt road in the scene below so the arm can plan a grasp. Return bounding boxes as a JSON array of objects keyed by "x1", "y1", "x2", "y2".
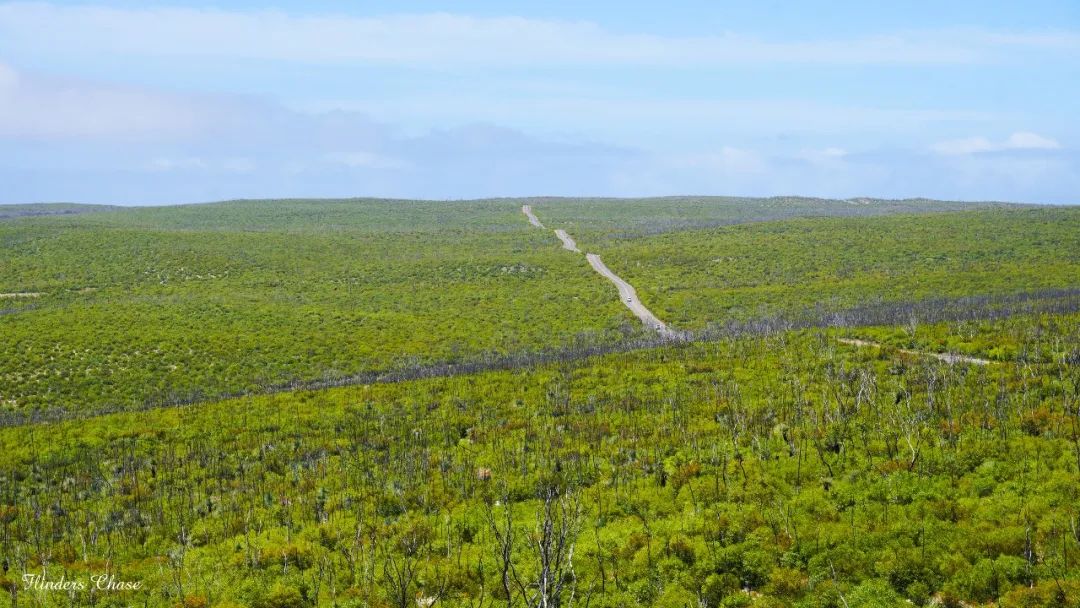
[
  {"x1": 837, "y1": 338, "x2": 991, "y2": 365},
  {"x1": 522, "y1": 204, "x2": 681, "y2": 338},
  {"x1": 554, "y1": 229, "x2": 580, "y2": 252},
  {"x1": 587, "y1": 254, "x2": 682, "y2": 339},
  {"x1": 521, "y1": 205, "x2": 545, "y2": 228}
]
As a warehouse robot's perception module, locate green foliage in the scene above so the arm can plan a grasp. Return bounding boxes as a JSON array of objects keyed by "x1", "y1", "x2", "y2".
[
  {"x1": 0, "y1": 314, "x2": 1077, "y2": 606},
  {"x1": 589, "y1": 207, "x2": 1080, "y2": 326},
  {"x1": 1, "y1": 197, "x2": 1077, "y2": 606},
  {"x1": 0, "y1": 199, "x2": 629, "y2": 413},
  {"x1": 247, "y1": 582, "x2": 308, "y2": 608},
  {"x1": 845, "y1": 579, "x2": 907, "y2": 607},
  {"x1": 529, "y1": 195, "x2": 1012, "y2": 240},
  {"x1": 3, "y1": 199, "x2": 1073, "y2": 416}
]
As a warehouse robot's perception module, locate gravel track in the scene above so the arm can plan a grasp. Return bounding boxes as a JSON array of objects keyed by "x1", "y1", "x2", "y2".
[
  {"x1": 554, "y1": 229, "x2": 580, "y2": 252},
  {"x1": 523, "y1": 204, "x2": 682, "y2": 338},
  {"x1": 521, "y1": 205, "x2": 545, "y2": 228},
  {"x1": 837, "y1": 338, "x2": 992, "y2": 365}
]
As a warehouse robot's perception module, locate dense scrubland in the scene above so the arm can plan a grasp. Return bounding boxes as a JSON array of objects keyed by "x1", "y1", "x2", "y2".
[
  {"x1": 524, "y1": 196, "x2": 1014, "y2": 240},
  {"x1": 1, "y1": 313, "x2": 1078, "y2": 607},
  {"x1": 0, "y1": 204, "x2": 123, "y2": 220},
  {"x1": 548, "y1": 206, "x2": 1080, "y2": 328},
  {"x1": 2, "y1": 198, "x2": 1074, "y2": 417},
  {"x1": 1, "y1": 196, "x2": 1078, "y2": 607},
  {"x1": 1, "y1": 200, "x2": 628, "y2": 415}
]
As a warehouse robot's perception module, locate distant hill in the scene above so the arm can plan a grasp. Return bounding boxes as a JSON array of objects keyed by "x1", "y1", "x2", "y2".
[
  {"x1": 0, "y1": 195, "x2": 1073, "y2": 416},
  {"x1": 0, "y1": 202, "x2": 123, "y2": 219},
  {"x1": 0, "y1": 195, "x2": 1026, "y2": 231}
]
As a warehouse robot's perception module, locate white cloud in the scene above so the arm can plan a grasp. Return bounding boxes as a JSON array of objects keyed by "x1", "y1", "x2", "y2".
[
  {"x1": 0, "y1": 61, "x2": 395, "y2": 145},
  {"x1": 931, "y1": 131, "x2": 1062, "y2": 156},
  {"x1": 1005, "y1": 132, "x2": 1060, "y2": 150},
  {"x1": 932, "y1": 136, "x2": 996, "y2": 156},
  {"x1": 0, "y1": 62, "x2": 17, "y2": 88},
  {"x1": 147, "y1": 157, "x2": 206, "y2": 171},
  {"x1": 0, "y1": 57, "x2": 998, "y2": 159},
  {"x1": 0, "y1": 61, "x2": 234, "y2": 140},
  {"x1": 148, "y1": 157, "x2": 258, "y2": 173},
  {"x1": 602, "y1": 143, "x2": 1079, "y2": 204},
  {"x1": 666, "y1": 148, "x2": 767, "y2": 174},
  {"x1": 927, "y1": 151, "x2": 1074, "y2": 202},
  {"x1": 0, "y1": 3, "x2": 1075, "y2": 67},
  {"x1": 221, "y1": 158, "x2": 257, "y2": 173},
  {"x1": 314, "y1": 96, "x2": 997, "y2": 147},
  {"x1": 325, "y1": 152, "x2": 410, "y2": 170},
  {"x1": 796, "y1": 147, "x2": 848, "y2": 165}
]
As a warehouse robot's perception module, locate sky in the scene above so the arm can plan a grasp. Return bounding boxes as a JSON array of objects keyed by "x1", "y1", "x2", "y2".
[{"x1": 1, "y1": 1, "x2": 1078, "y2": 205}]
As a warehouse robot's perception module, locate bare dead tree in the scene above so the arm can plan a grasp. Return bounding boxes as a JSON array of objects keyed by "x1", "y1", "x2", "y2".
[
  {"x1": 1061, "y1": 350, "x2": 1080, "y2": 473},
  {"x1": 487, "y1": 487, "x2": 583, "y2": 608},
  {"x1": 380, "y1": 520, "x2": 448, "y2": 608},
  {"x1": 381, "y1": 547, "x2": 418, "y2": 608},
  {"x1": 532, "y1": 486, "x2": 582, "y2": 608},
  {"x1": 487, "y1": 497, "x2": 522, "y2": 608}
]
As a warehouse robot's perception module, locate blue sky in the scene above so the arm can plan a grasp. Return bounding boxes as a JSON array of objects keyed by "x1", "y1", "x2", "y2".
[{"x1": 1, "y1": 1, "x2": 1078, "y2": 204}]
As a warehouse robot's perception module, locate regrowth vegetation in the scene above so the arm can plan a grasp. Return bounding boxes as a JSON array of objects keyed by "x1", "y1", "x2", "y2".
[
  {"x1": 0, "y1": 315, "x2": 1078, "y2": 607},
  {"x1": 1, "y1": 199, "x2": 630, "y2": 414},
  {"x1": 591, "y1": 207, "x2": 1080, "y2": 328},
  {"x1": 0, "y1": 195, "x2": 1078, "y2": 607},
  {"x1": 1, "y1": 198, "x2": 1069, "y2": 416}
]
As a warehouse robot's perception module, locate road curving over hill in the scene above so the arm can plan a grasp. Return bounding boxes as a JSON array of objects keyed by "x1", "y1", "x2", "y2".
[
  {"x1": 554, "y1": 229, "x2": 580, "y2": 252},
  {"x1": 522, "y1": 204, "x2": 681, "y2": 339},
  {"x1": 521, "y1": 205, "x2": 545, "y2": 228},
  {"x1": 587, "y1": 254, "x2": 682, "y2": 339}
]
